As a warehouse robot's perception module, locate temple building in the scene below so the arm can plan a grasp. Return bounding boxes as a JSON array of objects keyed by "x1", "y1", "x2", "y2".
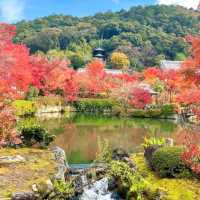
[
  {"x1": 160, "y1": 60, "x2": 183, "y2": 70},
  {"x1": 93, "y1": 47, "x2": 106, "y2": 62}
]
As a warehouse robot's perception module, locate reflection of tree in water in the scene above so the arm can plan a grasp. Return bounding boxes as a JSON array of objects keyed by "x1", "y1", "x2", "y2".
[
  {"x1": 35, "y1": 114, "x2": 180, "y2": 163},
  {"x1": 174, "y1": 124, "x2": 200, "y2": 146}
]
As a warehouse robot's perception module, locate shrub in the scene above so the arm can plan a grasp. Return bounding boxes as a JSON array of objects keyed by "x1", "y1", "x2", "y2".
[
  {"x1": 181, "y1": 144, "x2": 200, "y2": 176},
  {"x1": 161, "y1": 104, "x2": 175, "y2": 117},
  {"x1": 143, "y1": 137, "x2": 166, "y2": 169},
  {"x1": 152, "y1": 147, "x2": 191, "y2": 178},
  {"x1": 36, "y1": 180, "x2": 75, "y2": 199},
  {"x1": 95, "y1": 139, "x2": 112, "y2": 163},
  {"x1": 73, "y1": 98, "x2": 118, "y2": 114},
  {"x1": 108, "y1": 160, "x2": 148, "y2": 199},
  {"x1": 0, "y1": 106, "x2": 21, "y2": 147},
  {"x1": 20, "y1": 125, "x2": 55, "y2": 147},
  {"x1": 130, "y1": 109, "x2": 146, "y2": 117},
  {"x1": 17, "y1": 117, "x2": 39, "y2": 130},
  {"x1": 12, "y1": 100, "x2": 37, "y2": 116},
  {"x1": 53, "y1": 180, "x2": 75, "y2": 199},
  {"x1": 142, "y1": 137, "x2": 165, "y2": 149},
  {"x1": 145, "y1": 109, "x2": 162, "y2": 118},
  {"x1": 130, "y1": 109, "x2": 162, "y2": 118}
]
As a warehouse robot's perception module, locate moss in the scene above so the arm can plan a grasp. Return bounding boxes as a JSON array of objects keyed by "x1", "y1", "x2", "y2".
[
  {"x1": 133, "y1": 153, "x2": 200, "y2": 200},
  {"x1": 12, "y1": 100, "x2": 37, "y2": 116},
  {"x1": 0, "y1": 148, "x2": 57, "y2": 198}
]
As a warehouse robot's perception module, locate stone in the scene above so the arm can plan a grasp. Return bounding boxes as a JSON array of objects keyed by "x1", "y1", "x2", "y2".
[
  {"x1": 165, "y1": 138, "x2": 174, "y2": 147},
  {"x1": 32, "y1": 184, "x2": 38, "y2": 192},
  {"x1": 112, "y1": 148, "x2": 129, "y2": 161},
  {"x1": 80, "y1": 178, "x2": 116, "y2": 200},
  {"x1": 81, "y1": 189, "x2": 98, "y2": 200},
  {"x1": 11, "y1": 192, "x2": 36, "y2": 200},
  {"x1": 108, "y1": 178, "x2": 118, "y2": 191},
  {"x1": 144, "y1": 145, "x2": 160, "y2": 169},
  {"x1": 92, "y1": 178, "x2": 108, "y2": 195},
  {"x1": 0, "y1": 155, "x2": 25, "y2": 165},
  {"x1": 51, "y1": 146, "x2": 69, "y2": 180},
  {"x1": 112, "y1": 148, "x2": 136, "y2": 170}
]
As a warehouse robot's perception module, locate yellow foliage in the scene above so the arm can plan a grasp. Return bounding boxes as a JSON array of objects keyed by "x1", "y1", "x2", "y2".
[{"x1": 110, "y1": 52, "x2": 130, "y2": 69}]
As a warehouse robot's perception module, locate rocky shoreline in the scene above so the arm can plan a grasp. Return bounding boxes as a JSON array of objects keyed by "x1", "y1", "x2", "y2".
[{"x1": 9, "y1": 147, "x2": 135, "y2": 200}]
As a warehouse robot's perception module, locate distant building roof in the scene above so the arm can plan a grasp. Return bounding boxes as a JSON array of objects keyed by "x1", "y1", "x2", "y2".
[
  {"x1": 160, "y1": 60, "x2": 183, "y2": 70},
  {"x1": 138, "y1": 83, "x2": 158, "y2": 95}
]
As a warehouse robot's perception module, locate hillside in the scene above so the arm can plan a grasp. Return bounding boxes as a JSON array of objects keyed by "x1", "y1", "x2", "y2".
[{"x1": 15, "y1": 5, "x2": 200, "y2": 69}]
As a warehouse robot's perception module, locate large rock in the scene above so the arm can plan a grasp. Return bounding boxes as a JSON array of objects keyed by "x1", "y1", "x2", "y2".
[
  {"x1": 11, "y1": 192, "x2": 36, "y2": 200},
  {"x1": 80, "y1": 178, "x2": 115, "y2": 200},
  {"x1": 0, "y1": 155, "x2": 25, "y2": 165},
  {"x1": 144, "y1": 145, "x2": 160, "y2": 169},
  {"x1": 51, "y1": 146, "x2": 69, "y2": 180}
]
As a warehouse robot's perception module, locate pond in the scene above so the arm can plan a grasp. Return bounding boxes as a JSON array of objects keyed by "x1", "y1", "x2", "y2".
[{"x1": 19, "y1": 114, "x2": 200, "y2": 164}]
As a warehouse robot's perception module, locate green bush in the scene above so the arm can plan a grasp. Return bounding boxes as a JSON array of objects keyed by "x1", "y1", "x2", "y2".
[
  {"x1": 73, "y1": 98, "x2": 119, "y2": 114},
  {"x1": 95, "y1": 139, "x2": 112, "y2": 164},
  {"x1": 17, "y1": 117, "x2": 39, "y2": 129},
  {"x1": 12, "y1": 100, "x2": 37, "y2": 116},
  {"x1": 108, "y1": 161, "x2": 148, "y2": 199},
  {"x1": 161, "y1": 104, "x2": 175, "y2": 117},
  {"x1": 152, "y1": 147, "x2": 191, "y2": 178},
  {"x1": 53, "y1": 180, "x2": 75, "y2": 199},
  {"x1": 145, "y1": 109, "x2": 162, "y2": 118},
  {"x1": 20, "y1": 125, "x2": 55, "y2": 147},
  {"x1": 130, "y1": 109, "x2": 162, "y2": 118}
]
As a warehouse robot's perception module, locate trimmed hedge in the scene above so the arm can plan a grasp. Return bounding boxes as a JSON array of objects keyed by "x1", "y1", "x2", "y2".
[
  {"x1": 152, "y1": 147, "x2": 191, "y2": 178},
  {"x1": 12, "y1": 100, "x2": 37, "y2": 116},
  {"x1": 130, "y1": 104, "x2": 175, "y2": 118},
  {"x1": 161, "y1": 104, "x2": 175, "y2": 117},
  {"x1": 130, "y1": 109, "x2": 162, "y2": 118},
  {"x1": 73, "y1": 98, "x2": 120, "y2": 114}
]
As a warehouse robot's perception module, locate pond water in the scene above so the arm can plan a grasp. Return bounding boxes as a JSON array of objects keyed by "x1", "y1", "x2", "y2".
[{"x1": 19, "y1": 113, "x2": 200, "y2": 164}]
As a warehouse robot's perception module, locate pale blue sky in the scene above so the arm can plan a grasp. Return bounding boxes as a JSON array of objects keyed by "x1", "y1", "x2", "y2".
[{"x1": 0, "y1": 0, "x2": 199, "y2": 23}]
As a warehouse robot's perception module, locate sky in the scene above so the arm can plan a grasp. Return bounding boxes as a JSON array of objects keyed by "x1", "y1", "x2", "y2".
[{"x1": 0, "y1": 0, "x2": 199, "y2": 23}]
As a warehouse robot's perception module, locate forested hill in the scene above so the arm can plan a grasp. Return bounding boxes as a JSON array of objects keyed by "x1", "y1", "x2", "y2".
[{"x1": 15, "y1": 5, "x2": 200, "y2": 69}]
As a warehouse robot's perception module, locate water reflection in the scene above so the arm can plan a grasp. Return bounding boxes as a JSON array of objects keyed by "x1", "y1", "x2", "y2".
[{"x1": 19, "y1": 114, "x2": 200, "y2": 164}]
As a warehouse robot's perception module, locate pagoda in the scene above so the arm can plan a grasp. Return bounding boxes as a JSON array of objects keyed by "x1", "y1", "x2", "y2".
[{"x1": 93, "y1": 47, "x2": 106, "y2": 62}]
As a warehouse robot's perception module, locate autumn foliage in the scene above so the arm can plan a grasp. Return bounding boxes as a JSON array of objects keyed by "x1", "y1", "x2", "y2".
[
  {"x1": 129, "y1": 88, "x2": 152, "y2": 109},
  {"x1": 181, "y1": 144, "x2": 200, "y2": 175},
  {"x1": 1, "y1": 23, "x2": 200, "y2": 148},
  {"x1": 0, "y1": 106, "x2": 21, "y2": 147}
]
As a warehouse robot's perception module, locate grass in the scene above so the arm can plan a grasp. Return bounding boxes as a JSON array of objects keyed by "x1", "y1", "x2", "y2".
[
  {"x1": 133, "y1": 153, "x2": 200, "y2": 200},
  {"x1": 0, "y1": 148, "x2": 57, "y2": 198}
]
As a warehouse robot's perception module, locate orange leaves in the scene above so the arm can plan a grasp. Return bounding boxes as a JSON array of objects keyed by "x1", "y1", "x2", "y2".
[
  {"x1": 129, "y1": 87, "x2": 152, "y2": 109},
  {"x1": 0, "y1": 24, "x2": 32, "y2": 100},
  {"x1": 176, "y1": 89, "x2": 200, "y2": 106}
]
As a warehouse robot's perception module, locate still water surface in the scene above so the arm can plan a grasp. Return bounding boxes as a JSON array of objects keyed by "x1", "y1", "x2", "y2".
[{"x1": 21, "y1": 114, "x2": 200, "y2": 164}]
